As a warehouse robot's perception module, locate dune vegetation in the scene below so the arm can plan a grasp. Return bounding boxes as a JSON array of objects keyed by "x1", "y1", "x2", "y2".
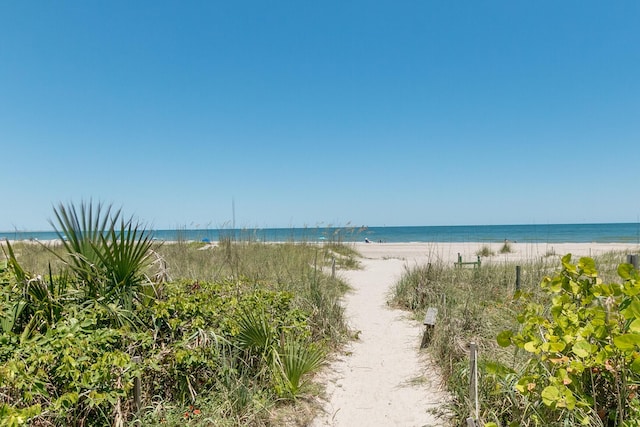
[
  {"x1": 391, "y1": 249, "x2": 640, "y2": 426},
  {"x1": 0, "y1": 202, "x2": 356, "y2": 426}
]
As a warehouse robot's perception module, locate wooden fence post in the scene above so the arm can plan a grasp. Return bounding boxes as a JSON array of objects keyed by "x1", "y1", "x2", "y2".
[
  {"x1": 331, "y1": 257, "x2": 336, "y2": 279},
  {"x1": 469, "y1": 342, "x2": 479, "y2": 422},
  {"x1": 515, "y1": 265, "x2": 521, "y2": 292},
  {"x1": 627, "y1": 254, "x2": 639, "y2": 270},
  {"x1": 133, "y1": 356, "x2": 141, "y2": 412}
]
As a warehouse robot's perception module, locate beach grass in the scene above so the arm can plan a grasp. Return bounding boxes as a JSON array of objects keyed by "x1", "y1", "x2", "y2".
[
  {"x1": 476, "y1": 244, "x2": 495, "y2": 257},
  {"x1": 154, "y1": 239, "x2": 354, "y2": 344},
  {"x1": 1, "y1": 225, "x2": 357, "y2": 426},
  {"x1": 390, "y1": 249, "x2": 638, "y2": 426},
  {"x1": 499, "y1": 241, "x2": 513, "y2": 254}
]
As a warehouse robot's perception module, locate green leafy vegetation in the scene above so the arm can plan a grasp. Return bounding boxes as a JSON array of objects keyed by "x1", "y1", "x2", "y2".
[
  {"x1": 494, "y1": 254, "x2": 640, "y2": 426},
  {"x1": 0, "y1": 202, "x2": 354, "y2": 426},
  {"x1": 390, "y1": 250, "x2": 640, "y2": 426}
]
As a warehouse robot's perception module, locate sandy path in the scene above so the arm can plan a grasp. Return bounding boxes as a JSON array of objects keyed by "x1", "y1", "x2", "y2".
[
  {"x1": 311, "y1": 256, "x2": 449, "y2": 427},
  {"x1": 310, "y1": 242, "x2": 640, "y2": 426}
]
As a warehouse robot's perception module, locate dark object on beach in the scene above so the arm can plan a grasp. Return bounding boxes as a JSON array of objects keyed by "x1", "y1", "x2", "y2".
[{"x1": 364, "y1": 238, "x2": 371, "y2": 243}]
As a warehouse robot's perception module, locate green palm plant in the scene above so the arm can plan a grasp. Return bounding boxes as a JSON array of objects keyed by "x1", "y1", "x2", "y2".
[
  {"x1": 274, "y1": 339, "x2": 325, "y2": 398},
  {"x1": 0, "y1": 300, "x2": 26, "y2": 334},
  {"x1": 236, "y1": 308, "x2": 277, "y2": 359},
  {"x1": 51, "y1": 201, "x2": 117, "y2": 294},
  {"x1": 49, "y1": 201, "x2": 156, "y2": 312},
  {"x1": 236, "y1": 308, "x2": 326, "y2": 398},
  {"x1": 93, "y1": 218, "x2": 156, "y2": 309},
  {"x1": 234, "y1": 308, "x2": 279, "y2": 392},
  {"x1": 2, "y1": 242, "x2": 66, "y2": 336}
]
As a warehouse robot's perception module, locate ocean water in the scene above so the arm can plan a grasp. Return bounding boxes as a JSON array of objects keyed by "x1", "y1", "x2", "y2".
[{"x1": 2, "y1": 223, "x2": 640, "y2": 244}]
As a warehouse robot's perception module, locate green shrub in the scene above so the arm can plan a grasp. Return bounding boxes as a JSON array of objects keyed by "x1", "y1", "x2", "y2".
[
  {"x1": 0, "y1": 314, "x2": 144, "y2": 426},
  {"x1": 391, "y1": 250, "x2": 640, "y2": 426},
  {"x1": 495, "y1": 255, "x2": 640, "y2": 426},
  {"x1": 0, "y1": 203, "x2": 346, "y2": 426}
]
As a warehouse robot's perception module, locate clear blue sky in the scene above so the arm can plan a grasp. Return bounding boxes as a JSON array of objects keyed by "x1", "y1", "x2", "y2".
[{"x1": 1, "y1": 1, "x2": 639, "y2": 231}]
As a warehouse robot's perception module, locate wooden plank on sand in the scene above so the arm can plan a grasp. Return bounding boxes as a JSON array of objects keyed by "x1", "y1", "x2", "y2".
[{"x1": 423, "y1": 307, "x2": 438, "y2": 326}]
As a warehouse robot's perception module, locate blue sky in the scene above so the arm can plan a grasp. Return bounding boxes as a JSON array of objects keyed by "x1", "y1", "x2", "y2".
[{"x1": 1, "y1": 1, "x2": 639, "y2": 231}]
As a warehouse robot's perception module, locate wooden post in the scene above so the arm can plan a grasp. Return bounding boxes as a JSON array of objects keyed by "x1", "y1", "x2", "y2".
[
  {"x1": 421, "y1": 307, "x2": 438, "y2": 348},
  {"x1": 331, "y1": 257, "x2": 336, "y2": 279},
  {"x1": 133, "y1": 356, "x2": 141, "y2": 412},
  {"x1": 515, "y1": 266, "x2": 521, "y2": 292},
  {"x1": 627, "y1": 254, "x2": 639, "y2": 270},
  {"x1": 469, "y1": 342, "x2": 479, "y2": 421}
]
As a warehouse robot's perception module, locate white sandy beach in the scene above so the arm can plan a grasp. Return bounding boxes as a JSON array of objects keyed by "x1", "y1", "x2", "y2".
[
  {"x1": 310, "y1": 241, "x2": 640, "y2": 427},
  {"x1": 352, "y1": 241, "x2": 640, "y2": 265}
]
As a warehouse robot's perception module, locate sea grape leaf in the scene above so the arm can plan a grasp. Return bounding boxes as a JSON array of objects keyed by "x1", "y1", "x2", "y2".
[
  {"x1": 541, "y1": 385, "x2": 561, "y2": 406},
  {"x1": 548, "y1": 341, "x2": 566, "y2": 352},
  {"x1": 613, "y1": 333, "x2": 640, "y2": 351},
  {"x1": 524, "y1": 341, "x2": 538, "y2": 353},
  {"x1": 569, "y1": 280, "x2": 581, "y2": 295},
  {"x1": 619, "y1": 263, "x2": 635, "y2": 280},
  {"x1": 624, "y1": 280, "x2": 640, "y2": 297},
  {"x1": 629, "y1": 319, "x2": 640, "y2": 333},
  {"x1": 622, "y1": 299, "x2": 640, "y2": 320},
  {"x1": 562, "y1": 388, "x2": 577, "y2": 410},
  {"x1": 572, "y1": 340, "x2": 592, "y2": 358},
  {"x1": 497, "y1": 330, "x2": 513, "y2": 347},
  {"x1": 569, "y1": 359, "x2": 585, "y2": 374},
  {"x1": 546, "y1": 277, "x2": 563, "y2": 293},
  {"x1": 578, "y1": 257, "x2": 597, "y2": 277}
]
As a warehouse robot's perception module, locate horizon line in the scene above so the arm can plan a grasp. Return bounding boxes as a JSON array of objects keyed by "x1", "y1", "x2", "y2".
[{"x1": 2, "y1": 221, "x2": 639, "y2": 234}]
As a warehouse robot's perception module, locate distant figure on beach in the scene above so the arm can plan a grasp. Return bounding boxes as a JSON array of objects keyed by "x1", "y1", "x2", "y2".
[{"x1": 364, "y1": 238, "x2": 371, "y2": 243}]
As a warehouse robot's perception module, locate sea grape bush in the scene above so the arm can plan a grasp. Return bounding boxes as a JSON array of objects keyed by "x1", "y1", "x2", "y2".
[
  {"x1": 495, "y1": 254, "x2": 640, "y2": 426},
  {"x1": 0, "y1": 315, "x2": 143, "y2": 426},
  {"x1": 0, "y1": 263, "x2": 320, "y2": 426},
  {"x1": 0, "y1": 202, "x2": 327, "y2": 426},
  {"x1": 143, "y1": 279, "x2": 314, "y2": 402}
]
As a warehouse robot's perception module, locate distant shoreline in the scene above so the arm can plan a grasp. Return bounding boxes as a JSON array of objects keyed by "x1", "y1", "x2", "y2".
[{"x1": 2, "y1": 222, "x2": 640, "y2": 244}]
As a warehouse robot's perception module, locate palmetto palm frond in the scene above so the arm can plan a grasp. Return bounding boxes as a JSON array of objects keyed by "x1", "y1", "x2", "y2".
[
  {"x1": 50, "y1": 201, "x2": 119, "y2": 287},
  {"x1": 48, "y1": 201, "x2": 156, "y2": 322},
  {"x1": 94, "y1": 218, "x2": 154, "y2": 309},
  {"x1": 275, "y1": 340, "x2": 325, "y2": 397},
  {"x1": 236, "y1": 309, "x2": 276, "y2": 356}
]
